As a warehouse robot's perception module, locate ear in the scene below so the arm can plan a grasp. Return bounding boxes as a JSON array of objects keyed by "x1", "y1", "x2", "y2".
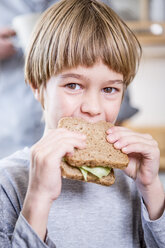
[
  {"x1": 30, "y1": 84, "x2": 45, "y2": 109},
  {"x1": 30, "y1": 84, "x2": 41, "y2": 102},
  {"x1": 33, "y1": 88, "x2": 40, "y2": 101}
]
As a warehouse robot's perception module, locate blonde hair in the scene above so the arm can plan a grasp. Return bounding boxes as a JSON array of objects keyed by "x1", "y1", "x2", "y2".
[{"x1": 25, "y1": 0, "x2": 141, "y2": 90}]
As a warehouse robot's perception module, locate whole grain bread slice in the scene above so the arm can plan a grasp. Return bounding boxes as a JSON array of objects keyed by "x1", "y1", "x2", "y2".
[
  {"x1": 58, "y1": 117, "x2": 129, "y2": 169},
  {"x1": 61, "y1": 161, "x2": 115, "y2": 186}
]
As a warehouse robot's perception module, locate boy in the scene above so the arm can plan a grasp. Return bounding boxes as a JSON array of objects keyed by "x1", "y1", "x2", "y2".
[{"x1": 0, "y1": 0, "x2": 164, "y2": 247}]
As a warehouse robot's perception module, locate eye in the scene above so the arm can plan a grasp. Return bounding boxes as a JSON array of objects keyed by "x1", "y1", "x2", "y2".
[
  {"x1": 102, "y1": 87, "x2": 117, "y2": 94},
  {"x1": 65, "y1": 83, "x2": 81, "y2": 90}
]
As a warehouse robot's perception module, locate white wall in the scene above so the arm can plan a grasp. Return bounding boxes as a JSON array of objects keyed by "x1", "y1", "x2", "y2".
[{"x1": 128, "y1": 45, "x2": 165, "y2": 127}]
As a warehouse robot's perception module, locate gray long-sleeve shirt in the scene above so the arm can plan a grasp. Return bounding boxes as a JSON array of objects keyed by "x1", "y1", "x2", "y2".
[{"x1": 0, "y1": 147, "x2": 165, "y2": 248}]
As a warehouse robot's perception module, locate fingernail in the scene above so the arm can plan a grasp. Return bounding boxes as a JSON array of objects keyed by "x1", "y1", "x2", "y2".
[
  {"x1": 107, "y1": 135, "x2": 114, "y2": 142},
  {"x1": 78, "y1": 132, "x2": 86, "y2": 138},
  {"x1": 114, "y1": 142, "x2": 120, "y2": 148},
  {"x1": 67, "y1": 152, "x2": 73, "y2": 157},
  {"x1": 81, "y1": 142, "x2": 86, "y2": 148},
  {"x1": 81, "y1": 134, "x2": 86, "y2": 139},
  {"x1": 107, "y1": 129, "x2": 113, "y2": 134},
  {"x1": 122, "y1": 147, "x2": 127, "y2": 152}
]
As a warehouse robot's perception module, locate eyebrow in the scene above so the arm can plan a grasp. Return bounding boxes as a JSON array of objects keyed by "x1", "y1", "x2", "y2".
[{"x1": 60, "y1": 73, "x2": 123, "y2": 84}]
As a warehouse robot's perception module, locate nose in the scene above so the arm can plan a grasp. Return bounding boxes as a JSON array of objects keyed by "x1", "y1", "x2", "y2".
[{"x1": 80, "y1": 91, "x2": 102, "y2": 116}]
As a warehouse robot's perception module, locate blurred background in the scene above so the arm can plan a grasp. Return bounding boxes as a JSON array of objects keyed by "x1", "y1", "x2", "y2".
[{"x1": 0, "y1": 0, "x2": 165, "y2": 187}]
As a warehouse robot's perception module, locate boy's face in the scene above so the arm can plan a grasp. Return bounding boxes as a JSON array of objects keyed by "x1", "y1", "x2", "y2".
[{"x1": 41, "y1": 61, "x2": 124, "y2": 129}]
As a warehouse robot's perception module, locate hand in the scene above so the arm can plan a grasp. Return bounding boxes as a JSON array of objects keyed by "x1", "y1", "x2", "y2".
[
  {"x1": 107, "y1": 126, "x2": 164, "y2": 220},
  {"x1": 22, "y1": 128, "x2": 86, "y2": 240},
  {"x1": 0, "y1": 27, "x2": 16, "y2": 60},
  {"x1": 28, "y1": 128, "x2": 86, "y2": 202},
  {"x1": 106, "y1": 126, "x2": 160, "y2": 187}
]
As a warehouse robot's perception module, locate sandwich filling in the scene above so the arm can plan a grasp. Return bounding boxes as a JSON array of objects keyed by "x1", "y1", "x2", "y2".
[
  {"x1": 62, "y1": 158, "x2": 111, "y2": 181},
  {"x1": 80, "y1": 166, "x2": 111, "y2": 181}
]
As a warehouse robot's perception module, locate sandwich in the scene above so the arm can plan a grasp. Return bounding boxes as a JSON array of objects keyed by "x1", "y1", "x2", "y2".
[{"x1": 58, "y1": 117, "x2": 129, "y2": 186}]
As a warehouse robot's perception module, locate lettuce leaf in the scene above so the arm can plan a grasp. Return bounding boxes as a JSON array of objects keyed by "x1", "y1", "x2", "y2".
[
  {"x1": 79, "y1": 167, "x2": 88, "y2": 181},
  {"x1": 79, "y1": 166, "x2": 111, "y2": 181}
]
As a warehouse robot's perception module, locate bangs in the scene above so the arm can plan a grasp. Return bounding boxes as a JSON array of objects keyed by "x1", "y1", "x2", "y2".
[{"x1": 25, "y1": 0, "x2": 141, "y2": 89}]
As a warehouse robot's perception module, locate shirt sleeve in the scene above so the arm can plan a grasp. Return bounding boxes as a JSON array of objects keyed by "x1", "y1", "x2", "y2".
[
  {"x1": 12, "y1": 213, "x2": 56, "y2": 248},
  {"x1": 141, "y1": 198, "x2": 165, "y2": 248},
  {"x1": 0, "y1": 184, "x2": 56, "y2": 248}
]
